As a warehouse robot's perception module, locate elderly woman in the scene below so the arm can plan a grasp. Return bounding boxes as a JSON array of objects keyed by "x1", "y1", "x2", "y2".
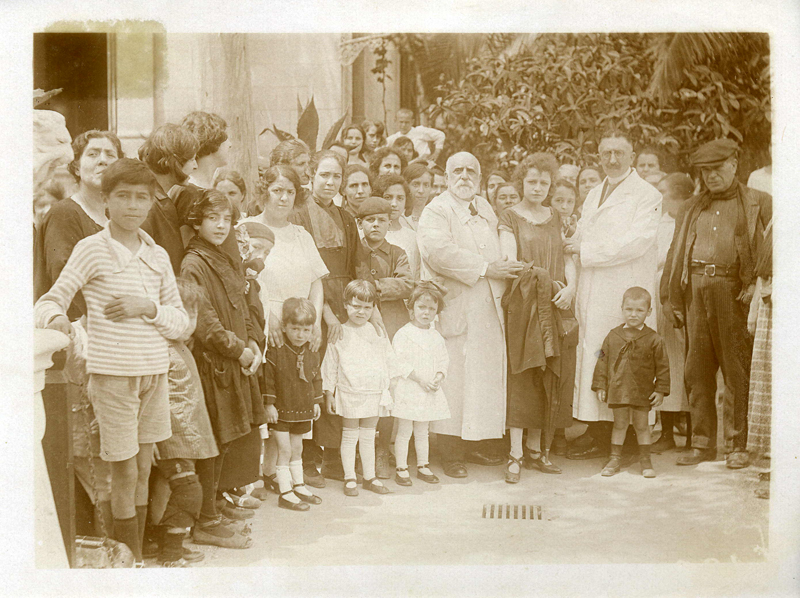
[
  {"x1": 369, "y1": 146, "x2": 407, "y2": 179},
  {"x1": 270, "y1": 138, "x2": 312, "y2": 187},
  {"x1": 498, "y1": 152, "x2": 579, "y2": 483},
  {"x1": 341, "y1": 164, "x2": 372, "y2": 219}
]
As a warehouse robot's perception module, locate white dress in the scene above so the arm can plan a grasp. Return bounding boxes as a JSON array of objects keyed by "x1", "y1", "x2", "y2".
[
  {"x1": 240, "y1": 218, "x2": 329, "y2": 325},
  {"x1": 321, "y1": 323, "x2": 409, "y2": 419},
  {"x1": 391, "y1": 323, "x2": 451, "y2": 421}
]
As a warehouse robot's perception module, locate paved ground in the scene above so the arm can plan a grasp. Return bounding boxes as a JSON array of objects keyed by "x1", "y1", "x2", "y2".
[{"x1": 188, "y1": 434, "x2": 769, "y2": 568}]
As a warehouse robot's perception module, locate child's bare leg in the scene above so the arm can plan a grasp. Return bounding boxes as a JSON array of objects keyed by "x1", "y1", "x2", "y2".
[
  {"x1": 289, "y1": 433, "x2": 316, "y2": 498},
  {"x1": 135, "y1": 443, "x2": 154, "y2": 507},
  {"x1": 110, "y1": 455, "x2": 140, "y2": 559},
  {"x1": 610, "y1": 408, "x2": 629, "y2": 446},
  {"x1": 341, "y1": 418, "x2": 360, "y2": 489},
  {"x1": 274, "y1": 430, "x2": 302, "y2": 504},
  {"x1": 508, "y1": 427, "x2": 524, "y2": 474},
  {"x1": 263, "y1": 435, "x2": 277, "y2": 477},
  {"x1": 632, "y1": 409, "x2": 651, "y2": 445},
  {"x1": 358, "y1": 416, "x2": 381, "y2": 484}
]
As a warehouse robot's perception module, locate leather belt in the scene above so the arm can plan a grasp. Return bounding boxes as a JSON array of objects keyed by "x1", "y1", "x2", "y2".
[{"x1": 690, "y1": 262, "x2": 738, "y2": 278}]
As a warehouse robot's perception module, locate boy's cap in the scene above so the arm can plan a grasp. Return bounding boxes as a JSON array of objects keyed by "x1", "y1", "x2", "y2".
[
  {"x1": 241, "y1": 221, "x2": 275, "y2": 242},
  {"x1": 691, "y1": 138, "x2": 738, "y2": 167},
  {"x1": 357, "y1": 196, "x2": 392, "y2": 218}
]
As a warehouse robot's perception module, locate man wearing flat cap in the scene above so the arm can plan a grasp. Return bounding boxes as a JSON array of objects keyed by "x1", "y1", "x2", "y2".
[{"x1": 662, "y1": 138, "x2": 771, "y2": 468}]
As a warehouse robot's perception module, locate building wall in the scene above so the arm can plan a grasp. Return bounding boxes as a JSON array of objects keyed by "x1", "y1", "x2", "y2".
[{"x1": 113, "y1": 33, "x2": 348, "y2": 162}]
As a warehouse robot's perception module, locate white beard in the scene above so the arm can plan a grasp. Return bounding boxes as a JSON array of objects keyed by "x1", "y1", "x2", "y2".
[{"x1": 450, "y1": 180, "x2": 477, "y2": 201}]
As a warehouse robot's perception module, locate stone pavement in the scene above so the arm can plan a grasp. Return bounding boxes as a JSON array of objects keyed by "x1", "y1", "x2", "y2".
[{"x1": 190, "y1": 443, "x2": 769, "y2": 567}]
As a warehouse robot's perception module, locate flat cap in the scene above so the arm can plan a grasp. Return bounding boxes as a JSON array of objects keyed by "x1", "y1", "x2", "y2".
[
  {"x1": 691, "y1": 138, "x2": 739, "y2": 167},
  {"x1": 357, "y1": 196, "x2": 392, "y2": 218},
  {"x1": 241, "y1": 221, "x2": 275, "y2": 243}
]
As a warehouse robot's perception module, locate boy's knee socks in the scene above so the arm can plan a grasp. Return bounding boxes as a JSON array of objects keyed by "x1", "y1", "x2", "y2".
[
  {"x1": 113, "y1": 515, "x2": 141, "y2": 561},
  {"x1": 340, "y1": 428, "x2": 359, "y2": 480},
  {"x1": 358, "y1": 427, "x2": 376, "y2": 480},
  {"x1": 136, "y1": 505, "x2": 147, "y2": 560}
]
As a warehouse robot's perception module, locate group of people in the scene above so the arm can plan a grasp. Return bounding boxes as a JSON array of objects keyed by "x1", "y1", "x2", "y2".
[{"x1": 33, "y1": 106, "x2": 773, "y2": 568}]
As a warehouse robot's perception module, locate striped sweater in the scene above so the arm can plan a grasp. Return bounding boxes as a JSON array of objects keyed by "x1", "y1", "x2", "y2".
[{"x1": 34, "y1": 225, "x2": 189, "y2": 376}]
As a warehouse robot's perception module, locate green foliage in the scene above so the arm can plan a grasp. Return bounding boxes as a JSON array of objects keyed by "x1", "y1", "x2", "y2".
[
  {"x1": 260, "y1": 97, "x2": 349, "y2": 154},
  {"x1": 431, "y1": 33, "x2": 770, "y2": 177}
]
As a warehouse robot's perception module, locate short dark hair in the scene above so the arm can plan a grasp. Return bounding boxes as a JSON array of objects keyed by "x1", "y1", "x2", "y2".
[
  {"x1": 636, "y1": 145, "x2": 663, "y2": 167},
  {"x1": 373, "y1": 173, "x2": 410, "y2": 214},
  {"x1": 491, "y1": 182, "x2": 521, "y2": 205},
  {"x1": 344, "y1": 279, "x2": 378, "y2": 306},
  {"x1": 69, "y1": 130, "x2": 124, "y2": 181},
  {"x1": 340, "y1": 124, "x2": 366, "y2": 160},
  {"x1": 282, "y1": 297, "x2": 316, "y2": 327},
  {"x1": 370, "y1": 146, "x2": 407, "y2": 178},
  {"x1": 622, "y1": 286, "x2": 651, "y2": 308},
  {"x1": 430, "y1": 166, "x2": 445, "y2": 177},
  {"x1": 180, "y1": 111, "x2": 228, "y2": 159},
  {"x1": 403, "y1": 162, "x2": 432, "y2": 185},
  {"x1": 212, "y1": 168, "x2": 246, "y2": 197},
  {"x1": 184, "y1": 188, "x2": 235, "y2": 228},
  {"x1": 361, "y1": 119, "x2": 386, "y2": 141},
  {"x1": 392, "y1": 136, "x2": 414, "y2": 151},
  {"x1": 139, "y1": 123, "x2": 198, "y2": 183},
  {"x1": 405, "y1": 282, "x2": 445, "y2": 314},
  {"x1": 101, "y1": 158, "x2": 157, "y2": 197},
  {"x1": 553, "y1": 179, "x2": 578, "y2": 198},
  {"x1": 270, "y1": 139, "x2": 310, "y2": 167},
  {"x1": 255, "y1": 164, "x2": 305, "y2": 213}
]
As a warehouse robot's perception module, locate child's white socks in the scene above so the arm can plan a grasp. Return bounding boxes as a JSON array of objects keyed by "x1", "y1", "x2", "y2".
[
  {"x1": 341, "y1": 427, "x2": 360, "y2": 480},
  {"x1": 358, "y1": 427, "x2": 377, "y2": 480},
  {"x1": 289, "y1": 460, "x2": 312, "y2": 496},
  {"x1": 395, "y1": 419, "x2": 414, "y2": 470},
  {"x1": 413, "y1": 421, "x2": 430, "y2": 466}
]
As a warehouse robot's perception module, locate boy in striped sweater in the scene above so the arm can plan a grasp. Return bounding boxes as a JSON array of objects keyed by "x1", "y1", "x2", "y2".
[{"x1": 35, "y1": 158, "x2": 189, "y2": 566}]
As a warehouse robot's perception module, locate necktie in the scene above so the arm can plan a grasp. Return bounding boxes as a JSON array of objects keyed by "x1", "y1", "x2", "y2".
[
  {"x1": 469, "y1": 202, "x2": 478, "y2": 216},
  {"x1": 598, "y1": 180, "x2": 611, "y2": 207}
]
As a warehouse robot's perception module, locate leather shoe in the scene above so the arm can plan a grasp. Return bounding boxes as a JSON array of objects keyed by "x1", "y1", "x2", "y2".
[
  {"x1": 278, "y1": 491, "x2": 310, "y2": 511},
  {"x1": 293, "y1": 485, "x2": 322, "y2": 504},
  {"x1": 676, "y1": 447, "x2": 716, "y2": 466},
  {"x1": 726, "y1": 451, "x2": 750, "y2": 469},
  {"x1": 442, "y1": 461, "x2": 468, "y2": 478},
  {"x1": 524, "y1": 448, "x2": 562, "y2": 474},
  {"x1": 362, "y1": 477, "x2": 391, "y2": 494},
  {"x1": 651, "y1": 434, "x2": 677, "y2": 454},
  {"x1": 416, "y1": 466, "x2": 439, "y2": 484},
  {"x1": 551, "y1": 436, "x2": 568, "y2": 456},
  {"x1": 395, "y1": 468, "x2": 413, "y2": 486},
  {"x1": 465, "y1": 451, "x2": 504, "y2": 467},
  {"x1": 303, "y1": 467, "x2": 326, "y2": 488},
  {"x1": 567, "y1": 443, "x2": 607, "y2": 461}
]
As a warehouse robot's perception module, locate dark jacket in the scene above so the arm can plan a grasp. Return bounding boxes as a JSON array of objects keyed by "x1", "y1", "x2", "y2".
[
  {"x1": 592, "y1": 324, "x2": 670, "y2": 408},
  {"x1": 141, "y1": 184, "x2": 185, "y2": 276},
  {"x1": 263, "y1": 339, "x2": 323, "y2": 422},
  {"x1": 355, "y1": 239, "x2": 413, "y2": 338},
  {"x1": 661, "y1": 183, "x2": 772, "y2": 315},
  {"x1": 181, "y1": 236, "x2": 265, "y2": 446}
]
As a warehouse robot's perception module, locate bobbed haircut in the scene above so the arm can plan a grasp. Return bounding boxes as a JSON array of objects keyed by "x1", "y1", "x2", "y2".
[
  {"x1": 361, "y1": 119, "x2": 386, "y2": 139},
  {"x1": 282, "y1": 296, "x2": 317, "y2": 327},
  {"x1": 180, "y1": 111, "x2": 228, "y2": 159},
  {"x1": 405, "y1": 282, "x2": 445, "y2": 314},
  {"x1": 369, "y1": 146, "x2": 407, "y2": 178},
  {"x1": 344, "y1": 279, "x2": 378, "y2": 306},
  {"x1": 309, "y1": 149, "x2": 346, "y2": 177},
  {"x1": 175, "y1": 278, "x2": 205, "y2": 311},
  {"x1": 270, "y1": 138, "x2": 310, "y2": 167},
  {"x1": 255, "y1": 164, "x2": 305, "y2": 212},
  {"x1": 139, "y1": 123, "x2": 198, "y2": 183},
  {"x1": 373, "y1": 173, "x2": 410, "y2": 215},
  {"x1": 513, "y1": 152, "x2": 560, "y2": 195},
  {"x1": 403, "y1": 162, "x2": 432, "y2": 185},
  {"x1": 622, "y1": 286, "x2": 652, "y2": 309},
  {"x1": 392, "y1": 136, "x2": 414, "y2": 150},
  {"x1": 101, "y1": 158, "x2": 157, "y2": 197},
  {"x1": 659, "y1": 172, "x2": 695, "y2": 201},
  {"x1": 184, "y1": 188, "x2": 235, "y2": 228},
  {"x1": 69, "y1": 130, "x2": 124, "y2": 181}
]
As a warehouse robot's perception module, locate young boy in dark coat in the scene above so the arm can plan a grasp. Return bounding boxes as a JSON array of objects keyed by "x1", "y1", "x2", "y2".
[{"x1": 592, "y1": 286, "x2": 670, "y2": 478}]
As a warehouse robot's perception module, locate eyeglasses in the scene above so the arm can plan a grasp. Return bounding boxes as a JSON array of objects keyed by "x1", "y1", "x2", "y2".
[{"x1": 600, "y1": 150, "x2": 628, "y2": 161}]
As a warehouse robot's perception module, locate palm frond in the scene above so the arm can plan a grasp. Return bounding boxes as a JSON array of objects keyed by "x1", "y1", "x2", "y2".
[{"x1": 648, "y1": 32, "x2": 768, "y2": 102}]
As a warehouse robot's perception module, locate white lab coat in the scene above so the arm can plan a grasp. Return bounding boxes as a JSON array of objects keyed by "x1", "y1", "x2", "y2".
[
  {"x1": 573, "y1": 169, "x2": 662, "y2": 422},
  {"x1": 417, "y1": 191, "x2": 507, "y2": 440}
]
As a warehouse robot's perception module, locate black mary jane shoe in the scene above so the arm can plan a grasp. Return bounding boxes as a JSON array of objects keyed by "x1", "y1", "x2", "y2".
[
  {"x1": 278, "y1": 490, "x2": 310, "y2": 511},
  {"x1": 292, "y1": 484, "x2": 322, "y2": 505},
  {"x1": 524, "y1": 447, "x2": 562, "y2": 474},
  {"x1": 441, "y1": 461, "x2": 468, "y2": 478},
  {"x1": 362, "y1": 477, "x2": 391, "y2": 494},
  {"x1": 416, "y1": 465, "x2": 440, "y2": 484},
  {"x1": 395, "y1": 468, "x2": 413, "y2": 486}
]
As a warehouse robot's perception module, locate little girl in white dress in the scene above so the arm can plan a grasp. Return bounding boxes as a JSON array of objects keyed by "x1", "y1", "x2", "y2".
[{"x1": 391, "y1": 281, "x2": 451, "y2": 486}]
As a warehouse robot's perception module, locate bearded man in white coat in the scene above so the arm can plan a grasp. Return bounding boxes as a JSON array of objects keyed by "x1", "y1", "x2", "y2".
[
  {"x1": 417, "y1": 152, "x2": 524, "y2": 478},
  {"x1": 564, "y1": 131, "x2": 662, "y2": 460}
]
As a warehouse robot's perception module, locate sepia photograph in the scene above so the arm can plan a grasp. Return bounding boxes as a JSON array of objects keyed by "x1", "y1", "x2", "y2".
[{"x1": 8, "y1": 0, "x2": 800, "y2": 595}]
